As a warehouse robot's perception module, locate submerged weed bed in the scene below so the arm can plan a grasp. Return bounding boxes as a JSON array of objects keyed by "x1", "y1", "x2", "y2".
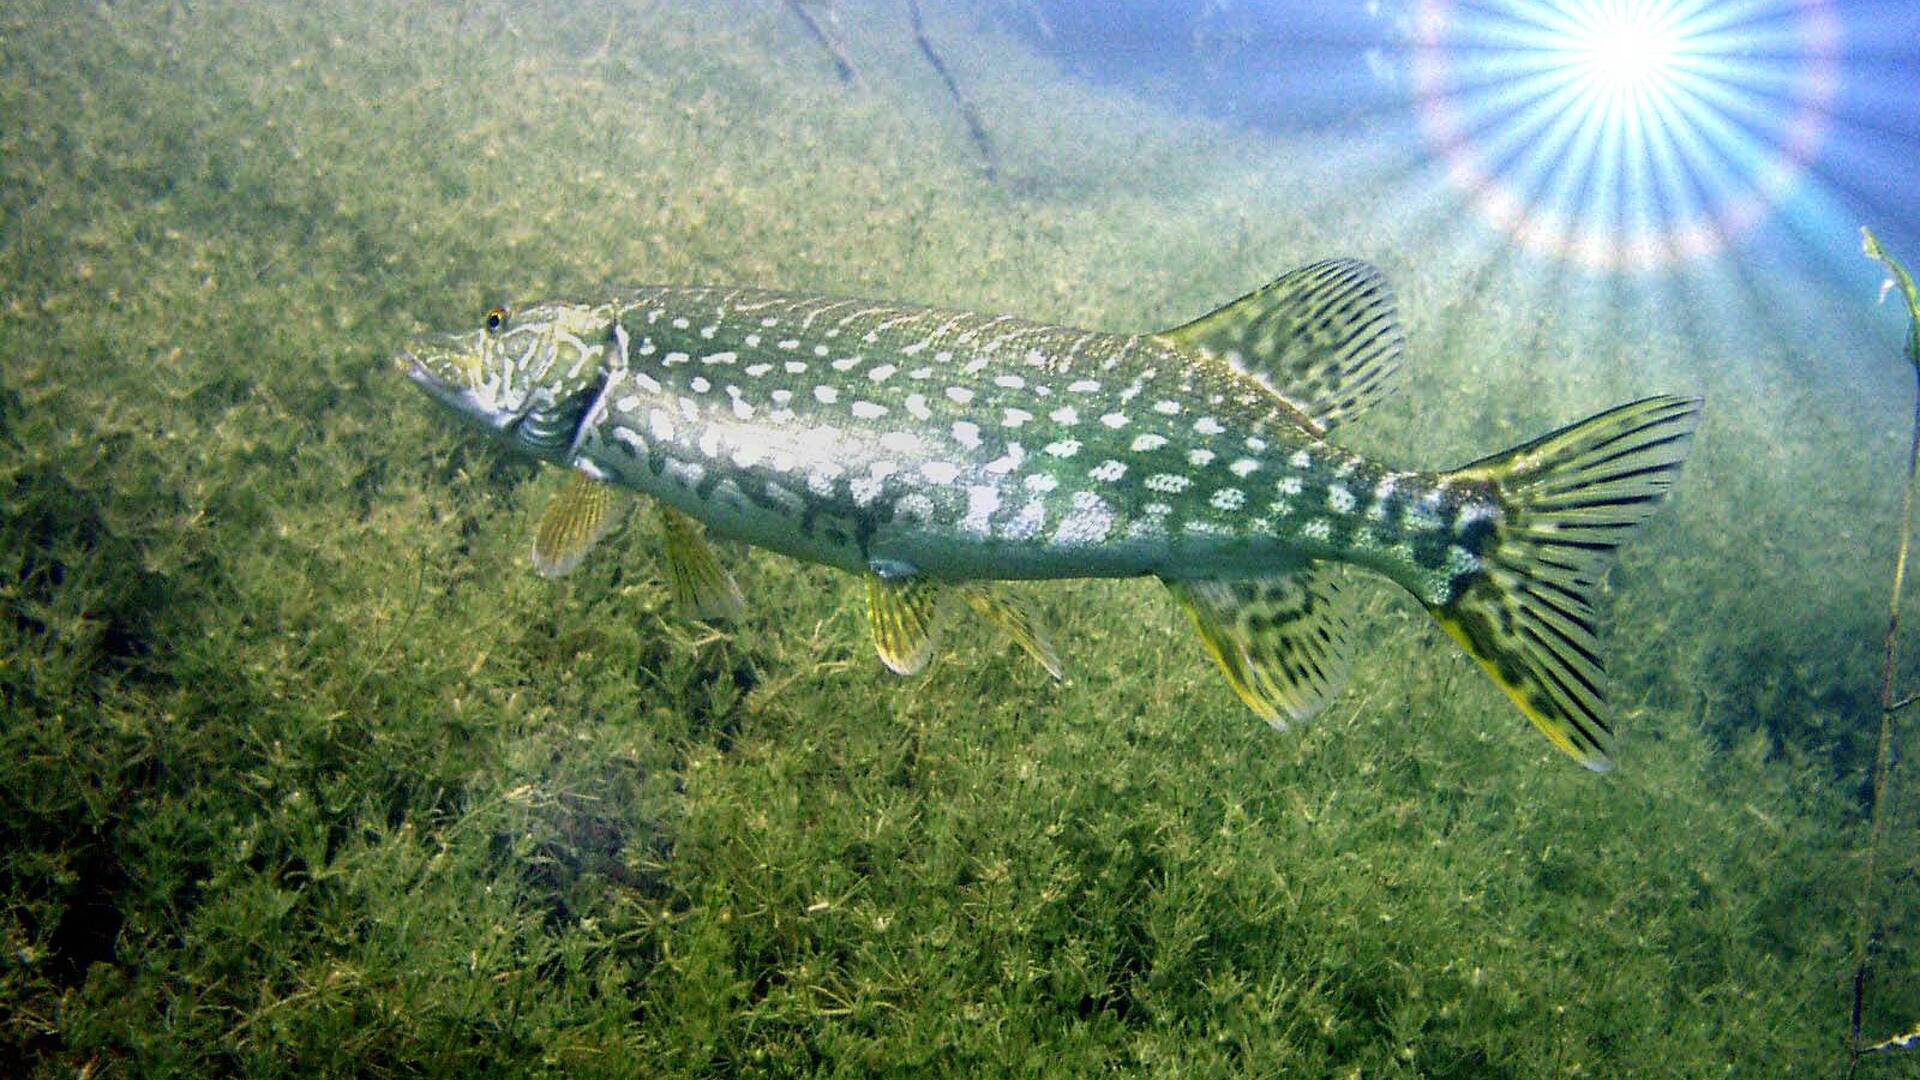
[{"x1": 1, "y1": 1, "x2": 1911, "y2": 1074}]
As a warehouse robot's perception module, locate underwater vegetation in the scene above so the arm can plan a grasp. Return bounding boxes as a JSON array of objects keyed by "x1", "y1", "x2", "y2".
[
  {"x1": 1852, "y1": 228, "x2": 1920, "y2": 1073},
  {"x1": 2, "y1": 0, "x2": 1916, "y2": 1075}
]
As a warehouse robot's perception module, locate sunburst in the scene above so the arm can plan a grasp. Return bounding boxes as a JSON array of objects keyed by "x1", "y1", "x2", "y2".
[{"x1": 1411, "y1": 0, "x2": 1840, "y2": 272}]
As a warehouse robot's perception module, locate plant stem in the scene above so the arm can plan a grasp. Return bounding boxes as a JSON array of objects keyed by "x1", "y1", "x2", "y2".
[
  {"x1": 907, "y1": 0, "x2": 998, "y2": 179},
  {"x1": 784, "y1": 0, "x2": 860, "y2": 85},
  {"x1": 1850, "y1": 226, "x2": 1920, "y2": 1076}
]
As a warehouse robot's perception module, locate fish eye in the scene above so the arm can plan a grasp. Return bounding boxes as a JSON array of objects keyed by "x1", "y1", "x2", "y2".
[{"x1": 483, "y1": 305, "x2": 509, "y2": 333}]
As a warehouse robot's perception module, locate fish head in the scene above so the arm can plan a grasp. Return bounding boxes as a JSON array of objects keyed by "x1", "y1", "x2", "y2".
[{"x1": 399, "y1": 300, "x2": 622, "y2": 460}]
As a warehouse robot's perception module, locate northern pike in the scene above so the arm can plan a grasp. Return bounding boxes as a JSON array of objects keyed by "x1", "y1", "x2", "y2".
[{"x1": 401, "y1": 260, "x2": 1699, "y2": 771}]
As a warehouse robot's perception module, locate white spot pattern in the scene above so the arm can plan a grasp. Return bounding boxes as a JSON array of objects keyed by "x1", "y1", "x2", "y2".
[
  {"x1": 1053, "y1": 491, "x2": 1114, "y2": 545},
  {"x1": 985, "y1": 444, "x2": 1026, "y2": 475},
  {"x1": 1005, "y1": 500, "x2": 1047, "y2": 540},
  {"x1": 962, "y1": 485, "x2": 1000, "y2": 535}
]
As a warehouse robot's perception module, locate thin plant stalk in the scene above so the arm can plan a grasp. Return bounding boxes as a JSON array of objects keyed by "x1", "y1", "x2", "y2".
[
  {"x1": 907, "y1": 0, "x2": 998, "y2": 179},
  {"x1": 784, "y1": 0, "x2": 860, "y2": 85},
  {"x1": 1849, "y1": 226, "x2": 1920, "y2": 1076}
]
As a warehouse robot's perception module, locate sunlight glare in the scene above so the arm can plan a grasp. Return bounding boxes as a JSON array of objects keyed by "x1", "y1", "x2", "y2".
[
  {"x1": 1575, "y1": 8, "x2": 1681, "y2": 99},
  {"x1": 1412, "y1": 0, "x2": 1840, "y2": 271}
]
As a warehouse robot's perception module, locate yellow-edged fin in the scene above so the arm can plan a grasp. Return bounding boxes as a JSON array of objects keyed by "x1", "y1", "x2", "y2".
[
  {"x1": 958, "y1": 584, "x2": 1064, "y2": 680},
  {"x1": 656, "y1": 503, "x2": 746, "y2": 620},
  {"x1": 1435, "y1": 395, "x2": 1702, "y2": 771},
  {"x1": 1164, "y1": 565, "x2": 1353, "y2": 729},
  {"x1": 532, "y1": 471, "x2": 622, "y2": 578},
  {"x1": 866, "y1": 573, "x2": 949, "y2": 676},
  {"x1": 1159, "y1": 258, "x2": 1404, "y2": 432}
]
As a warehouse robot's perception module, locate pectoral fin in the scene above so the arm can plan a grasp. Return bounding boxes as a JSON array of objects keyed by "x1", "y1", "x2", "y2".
[
  {"x1": 1164, "y1": 565, "x2": 1353, "y2": 729},
  {"x1": 532, "y1": 471, "x2": 623, "y2": 578},
  {"x1": 958, "y1": 584, "x2": 1064, "y2": 680},
  {"x1": 656, "y1": 503, "x2": 746, "y2": 620},
  {"x1": 866, "y1": 571, "x2": 949, "y2": 676}
]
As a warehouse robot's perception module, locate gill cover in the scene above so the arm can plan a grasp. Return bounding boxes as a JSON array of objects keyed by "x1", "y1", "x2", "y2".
[{"x1": 500, "y1": 301, "x2": 624, "y2": 461}]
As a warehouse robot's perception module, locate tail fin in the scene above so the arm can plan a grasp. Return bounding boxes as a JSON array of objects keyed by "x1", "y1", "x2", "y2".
[{"x1": 1431, "y1": 395, "x2": 1702, "y2": 771}]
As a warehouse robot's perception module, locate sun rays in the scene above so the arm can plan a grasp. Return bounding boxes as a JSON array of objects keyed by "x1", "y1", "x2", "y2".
[{"x1": 1411, "y1": 0, "x2": 1840, "y2": 272}]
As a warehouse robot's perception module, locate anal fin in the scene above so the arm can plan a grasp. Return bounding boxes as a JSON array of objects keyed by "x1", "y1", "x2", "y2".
[
  {"x1": 532, "y1": 471, "x2": 624, "y2": 578},
  {"x1": 1164, "y1": 564, "x2": 1353, "y2": 729},
  {"x1": 657, "y1": 503, "x2": 746, "y2": 620}
]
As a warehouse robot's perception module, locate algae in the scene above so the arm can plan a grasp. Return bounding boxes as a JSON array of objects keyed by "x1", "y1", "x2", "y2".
[{"x1": 0, "y1": 0, "x2": 1910, "y2": 1074}]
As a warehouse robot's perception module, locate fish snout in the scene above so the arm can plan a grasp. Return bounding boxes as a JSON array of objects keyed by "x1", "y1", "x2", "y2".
[{"x1": 395, "y1": 348, "x2": 429, "y2": 382}]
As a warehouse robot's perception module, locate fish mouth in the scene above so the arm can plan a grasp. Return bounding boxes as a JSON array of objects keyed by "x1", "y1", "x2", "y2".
[
  {"x1": 398, "y1": 347, "x2": 522, "y2": 434},
  {"x1": 399, "y1": 350, "x2": 479, "y2": 414},
  {"x1": 397, "y1": 349, "x2": 434, "y2": 386}
]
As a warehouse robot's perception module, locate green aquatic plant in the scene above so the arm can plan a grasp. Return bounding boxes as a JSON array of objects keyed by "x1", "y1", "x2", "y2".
[
  {"x1": 784, "y1": 0, "x2": 861, "y2": 85},
  {"x1": 1850, "y1": 226, "x2": 1920, "y2": 1074},
  {"x1": 0, "y1": 0, "x2": 1895, "y2": 1073},
  {"x1": 907, "y1": 0, "x2": 998, "y2": 179}
]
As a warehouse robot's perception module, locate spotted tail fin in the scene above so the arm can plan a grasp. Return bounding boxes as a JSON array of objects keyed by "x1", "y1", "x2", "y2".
[{"x1": 1431, "y1": 395, "x2": 1702, "y2": 771}]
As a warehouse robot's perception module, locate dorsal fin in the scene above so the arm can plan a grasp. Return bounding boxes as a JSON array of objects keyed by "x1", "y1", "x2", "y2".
[{"x1": 1159, "y1": 259, "x2": 1404, "y2": 432}]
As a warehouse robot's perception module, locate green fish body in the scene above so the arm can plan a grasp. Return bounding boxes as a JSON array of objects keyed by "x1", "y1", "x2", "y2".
[{"x1": 404, "y1": 261, "x2": 1699, "y2": 771}]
